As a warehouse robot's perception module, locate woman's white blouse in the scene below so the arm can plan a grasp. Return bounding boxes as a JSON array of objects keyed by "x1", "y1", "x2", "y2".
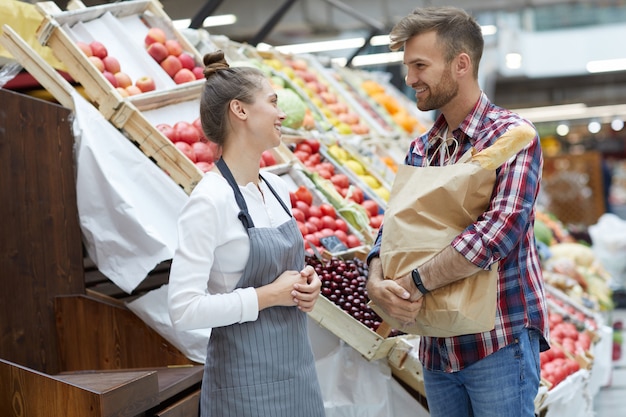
[{"x1": 168, "y1": 170, "x2": 292, "y2": 331}]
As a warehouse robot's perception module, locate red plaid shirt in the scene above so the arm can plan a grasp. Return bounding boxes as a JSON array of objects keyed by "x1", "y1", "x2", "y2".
[{"x1": 369, "y1": 92, "x2": 550, "y2": 372}]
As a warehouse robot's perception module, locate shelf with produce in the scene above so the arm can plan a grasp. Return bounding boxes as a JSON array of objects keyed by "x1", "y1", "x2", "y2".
[
  {"x1": 35, "y1": 0, "x2": 205, "y2": 115},
  {"x1": 281, "y1": 136, "x2": 385, "y2": 242}
]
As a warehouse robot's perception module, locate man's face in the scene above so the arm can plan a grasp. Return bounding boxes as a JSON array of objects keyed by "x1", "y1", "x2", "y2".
[{"x1": 403, "y1": 31, "x2": 459, "y2": 112}]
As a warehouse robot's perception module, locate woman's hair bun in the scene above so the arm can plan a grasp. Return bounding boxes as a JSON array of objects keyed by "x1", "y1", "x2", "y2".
[{"x1": 202, "y1": 50, "x2": 230, "y2": 79}]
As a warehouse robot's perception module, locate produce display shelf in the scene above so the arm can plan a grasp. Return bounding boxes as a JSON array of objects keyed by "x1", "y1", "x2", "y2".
[{"x1": 34, "y1": 0, "x2": 204, "y2": 115}]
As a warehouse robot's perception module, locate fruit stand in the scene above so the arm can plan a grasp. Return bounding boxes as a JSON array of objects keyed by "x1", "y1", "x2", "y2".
[{"x1": 0, "y1": 1, "x2": 618, "y2": 416}]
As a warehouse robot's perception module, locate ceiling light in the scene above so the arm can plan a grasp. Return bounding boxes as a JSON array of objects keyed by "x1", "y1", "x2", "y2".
[
  {"x1": 586, "y1": 58, "x2": 626, "y2": 73},
  {"x1": 275, "y1": 38, "x2": 365, "y2": 54},
  {"x1": 369, "y1": 35, "x2": 390, "y2": 46},
  {"x1": 481, "y1": 25, "x2": 498, "y2": 36},
  {"x1": 512, "y1": 103, "x2": 626, "y2": 124},
  {"x1": 173, "y1": 14, "x2": 237, "y2": 30},
  {"x1": 505, "y1": 53, "x2": 522, "y2": 69},
  {"x1": 588, "y1": 121, "x2": 602, "y2": 134},
  {"x1": 555, "y1": 123, "x2": 570, "y2": 136},
  {"x1": 611, "y1": 118, "x2": 624, "y2": 131},
  {"x1": 334, "y1": 51, "x2": 403, "y2": 67}
]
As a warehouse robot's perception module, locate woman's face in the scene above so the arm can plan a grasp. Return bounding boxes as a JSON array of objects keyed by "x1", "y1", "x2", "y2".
[{"x1": 244, "y1": 78, "x2": 286, "y2": 150}]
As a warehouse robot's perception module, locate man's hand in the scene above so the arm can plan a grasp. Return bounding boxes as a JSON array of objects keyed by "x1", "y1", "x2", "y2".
[{"x1": 366, "y1": 258, "x2": 423, "y2": 324}]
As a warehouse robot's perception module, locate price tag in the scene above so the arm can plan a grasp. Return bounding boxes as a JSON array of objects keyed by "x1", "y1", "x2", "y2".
[{"x1": 319, "y1": 235, "x2": 348, "y2": 253}]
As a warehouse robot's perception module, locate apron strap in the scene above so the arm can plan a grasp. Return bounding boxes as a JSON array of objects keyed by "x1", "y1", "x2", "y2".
[
  {"x1": 216, "y1": 158, "x2": 255, "y2": 230},
  {"x1": 260, "y1": 173, "x2": 292, "y2": 217}
]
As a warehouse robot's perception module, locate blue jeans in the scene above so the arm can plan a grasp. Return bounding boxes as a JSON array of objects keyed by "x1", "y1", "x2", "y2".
[{"x1": 423, "y1": 328, "x2": 541, "y2": 417}]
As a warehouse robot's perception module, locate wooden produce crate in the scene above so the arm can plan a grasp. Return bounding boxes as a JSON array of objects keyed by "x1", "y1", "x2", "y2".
[
  {"x1": 306, "y1": 249, "x2": 409, "y2": 361},
  {"x1": 105, "y1": 84, "x2": 205, "y2": 194},
  {"x1": 34, "y1": 0, "x2": 205, "y2": 116}
]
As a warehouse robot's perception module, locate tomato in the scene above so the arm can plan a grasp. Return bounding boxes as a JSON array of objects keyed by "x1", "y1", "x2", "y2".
[
  {"x1": 294, "y1": 185, "x2": 313, "y2": 206},
  {"x1": 295, "y1": 142, "x2": 313, "y2": 155},
  {"x1": 289, "y1": 192, "x2": 297, "y2": 208},
  {"x1": 319, "y1": 228, "x2": 335, "y2": 238},
  {"x1": 293, "y1": 150, "x2": 310, "y2": 162},
  {"x1": 295, "y1": 200, "x2": 310, "y2": 218},
  {"x1": 348, "y1": 186, "x2": 364, "y2": 204},
  {"x1": 335, "y1": 218, "x2": 349, "y2": 233},
  {"x1": 316, "y1": 168, "x2": 333, "y2": 179},
  {"x1": 308, "y1": 205, "x2": 323, "y2": 218},
  {"x1": 346, "y1": 235, "x2": 361, "y2": 248},
  {"x1": 334, "y1": 229, "x2": 348, "y2": 244},
  {"x1": 369, "y1": 214, "x2": 383, "y2": 229},
  {"x1": 304, "y1": 233, "x2": 319, "y2": 247},
  {"x1": 291, "y1": 208, "x2": 306, "y2": 223},
  {"x1": 307, "y1": 216, "x2": 322, "y2": 230},
  {"x1": 305, "y1": 221, "x2": 318, "y2": 234},
  {"x1": 321, "y1": 215, "x2": 337, "y2": 230},
  {"x1": 319, "y1": 203, "x2": 336, "y2": 218},
  {"x1": 330, "y1": 174, "x2": 350, "y2": 189},
  {"x1": 306, "y1": 152, "x2": 321, "y2": 165},
  {"x1": 303, "y1": 138, "x2": 320, "y2": 153},
  {"x1": 297, "y1": 221, "x2": 308, "y2": 236},
  {"x1": 362, "y1": 199, "x2": 379, "y2": 217}
]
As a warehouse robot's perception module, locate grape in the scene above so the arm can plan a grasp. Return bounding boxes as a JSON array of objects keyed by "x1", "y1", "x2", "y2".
[{"x1": 306, "y1": 254, "x2": 402, "y2": 337}]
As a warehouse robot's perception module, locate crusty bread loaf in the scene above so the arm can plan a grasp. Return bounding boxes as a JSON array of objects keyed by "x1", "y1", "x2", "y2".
[{"x1": 471, "y1": 123, "x2": 536, "y2": 170}]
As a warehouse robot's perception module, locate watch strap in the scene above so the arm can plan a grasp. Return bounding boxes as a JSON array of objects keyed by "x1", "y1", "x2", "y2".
[{"x1": 411, "y1": 268, "x2": 429, "y2": 295}]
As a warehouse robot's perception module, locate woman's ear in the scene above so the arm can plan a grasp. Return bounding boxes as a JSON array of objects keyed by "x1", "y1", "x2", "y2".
[{"x1": 229, "y1": 99, "x2": 247, "y2": 120}]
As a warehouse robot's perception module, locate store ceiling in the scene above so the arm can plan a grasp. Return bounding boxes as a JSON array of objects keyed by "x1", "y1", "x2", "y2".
[{"x1": 155, "y1": 0, "x2": 590, "y2": 44}]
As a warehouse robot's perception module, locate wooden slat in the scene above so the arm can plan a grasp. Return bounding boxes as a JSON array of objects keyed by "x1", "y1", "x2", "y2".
[{"x1": 155, "y1": 390, "x2": 200, "y2": 417}]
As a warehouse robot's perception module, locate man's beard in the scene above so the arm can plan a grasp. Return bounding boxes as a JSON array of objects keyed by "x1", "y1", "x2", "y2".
[{"x1": 416, "y1": 66, "x2": 458, "y2": 112}]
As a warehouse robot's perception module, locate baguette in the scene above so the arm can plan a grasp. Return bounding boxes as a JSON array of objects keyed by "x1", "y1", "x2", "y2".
[{"x1": 471, "y1": 123, "x2": 536, "y2": 170}]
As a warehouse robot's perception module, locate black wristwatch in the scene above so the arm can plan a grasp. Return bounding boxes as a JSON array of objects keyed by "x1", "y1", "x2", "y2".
[{"x1": 411, "y1": 268, "x2": 429, "y2": 295}]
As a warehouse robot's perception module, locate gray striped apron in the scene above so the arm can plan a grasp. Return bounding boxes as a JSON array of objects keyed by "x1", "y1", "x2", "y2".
[{"x1": 200, "y1": 159, "x2": 325, "y2": 417}]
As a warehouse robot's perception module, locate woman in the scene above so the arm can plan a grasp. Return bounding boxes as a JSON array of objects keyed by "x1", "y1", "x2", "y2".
[{"x1": 168, "y1": 50, "x2": 325, "y2": 417}]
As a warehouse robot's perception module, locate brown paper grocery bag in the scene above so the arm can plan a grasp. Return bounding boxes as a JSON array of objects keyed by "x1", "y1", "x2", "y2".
[{"x1": 373, "y1": 160, "x2": 498, "y2": 337}]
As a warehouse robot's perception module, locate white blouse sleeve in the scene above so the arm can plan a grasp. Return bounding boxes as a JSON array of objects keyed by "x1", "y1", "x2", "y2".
[{"x1": 167, "y1": 175, "x2": 259, "y2": 331}]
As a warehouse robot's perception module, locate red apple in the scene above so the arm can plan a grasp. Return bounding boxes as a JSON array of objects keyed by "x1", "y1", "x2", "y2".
[
  {"x1": 192, "y1": 141, "x2": 215, "y2": 163},
  {"x1": 146, "y1": 42, "x2": 168, "y2": 63},
  {"x1": 156, "y1": 123, "x2": 176, "y2": 142},
  {"x1": 178, "y1": 52, "x2": 195, "y2": 70},
  {"x1": 192, "y1": 66, "x2": 204, "y2": 80},
  {"x1": 125, "y1": 85, "x2": 142, "y2": 96},
  {"x1": 135, "y1": 76, "x2": 156, "y2": 93},
  {"x1": 102, "y1": 56, "x2": 121, "y2": 74},
  {"x1": 195, "y1": 161, "x2": 214, "y2": 173},
  {"x1": 165, "y1": 39, "x2": 183, "y2": 57},
  {"x1": 192, "y1": 118, "x2": 206, "y2": 140},
  {"x1": 173, "y1": 68, "x2": 195, "y2": 84},
  {"x1": 88, "y1": 56, "x2": 105, "y2": 72},
  {"x1": 115, "y1": 87, "x2": 129, "y2": 98},
  {"x1": 89, "y1": 41, "x2": 108, "y2": 59},
  {"x1": 161, "y1": 55, "x2": 183, "y2": 78},
  {"x1": 145, "y1": 27, "x2": 167, "y2": 46},
  {"x1": 76, "y1": 41, "x2": 92, "y2": 57},
  {"x1": 102, "y1": 71, "x2": 119, "y2": 87},
  {"x1": 174, "y1": 121, "x2": 200, "y2": 145},
  {"x1": 113, "y1": 72, "x2": 132, "y2": 88},
  {"x1": 261, "y1": 150, "x2": 276, "y2": 166},
  {"x1": 175, "y1": 141, "x2": 196, "y2": 162}
]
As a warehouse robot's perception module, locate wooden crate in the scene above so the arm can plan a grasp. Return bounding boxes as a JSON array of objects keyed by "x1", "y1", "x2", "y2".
[{"x1": 34, "y1": 0, "x2": 204, "y2": 114}]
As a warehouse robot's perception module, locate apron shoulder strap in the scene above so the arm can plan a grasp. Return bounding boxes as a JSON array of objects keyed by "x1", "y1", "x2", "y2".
[
  {"x1": 259, "y1": 173, "x2": 292, "y2": 217},
  {"x1": 216, "y1": 158, "x2": 254, "y2": 229}
]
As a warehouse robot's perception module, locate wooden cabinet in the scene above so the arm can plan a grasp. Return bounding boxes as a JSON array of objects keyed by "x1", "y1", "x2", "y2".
[{"x1": 0, "y1": 88, "x2": 201, "y2": 416}]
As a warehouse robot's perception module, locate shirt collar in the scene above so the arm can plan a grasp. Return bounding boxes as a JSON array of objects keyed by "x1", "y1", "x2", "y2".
[{"x1": 412, "y1": 91, "x2": 492, "y2": 157}]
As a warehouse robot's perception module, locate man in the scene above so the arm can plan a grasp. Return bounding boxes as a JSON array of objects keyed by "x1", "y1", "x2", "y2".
[{"x1": 366, "y1": 7, "x2": 549, "y2": 417}]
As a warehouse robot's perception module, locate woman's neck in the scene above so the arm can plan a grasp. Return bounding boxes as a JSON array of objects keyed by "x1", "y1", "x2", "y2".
[{"x1": 221, "y1": 148, "x2": 261, "y2": 186}]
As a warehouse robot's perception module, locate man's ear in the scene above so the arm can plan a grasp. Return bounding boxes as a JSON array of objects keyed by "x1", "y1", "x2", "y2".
[
  {"x1": 230, "y1": 99, "x2": 247, "y2": 120},
  {"x1": 455, "y1": 53, "x2": 472, "y2": 77}
]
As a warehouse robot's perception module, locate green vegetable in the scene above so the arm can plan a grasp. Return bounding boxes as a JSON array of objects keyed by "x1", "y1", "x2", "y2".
[
  {"x1": 535, "y1": 219, "x2": 553, "y2": 246},
  {"x1": 276, "y1": 88, "x2": 307, "y2": 129}
]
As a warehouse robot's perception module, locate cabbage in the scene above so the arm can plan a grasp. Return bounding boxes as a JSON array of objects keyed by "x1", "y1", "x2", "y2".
[{"x1": 276, "y1": 88, "x2": 307, "y2": 129}]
